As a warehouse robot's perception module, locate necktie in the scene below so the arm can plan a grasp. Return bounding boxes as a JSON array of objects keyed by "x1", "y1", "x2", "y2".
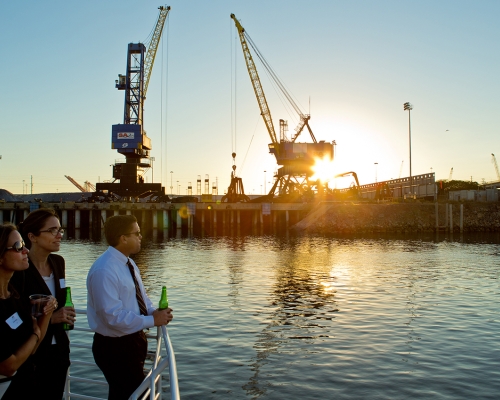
[{"x1": 126, "y1": 259, "x2": 148, "y2": 316}]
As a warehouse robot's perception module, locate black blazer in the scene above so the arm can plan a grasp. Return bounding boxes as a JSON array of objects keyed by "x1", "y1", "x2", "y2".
[{"x1": 10, "y1": 254, "x2": 70, "y2": 362}]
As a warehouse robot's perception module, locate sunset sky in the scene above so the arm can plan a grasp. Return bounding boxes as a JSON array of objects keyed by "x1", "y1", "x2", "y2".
[{"x1": 1, "y1": 0, "x2": 499, "y2": 195}]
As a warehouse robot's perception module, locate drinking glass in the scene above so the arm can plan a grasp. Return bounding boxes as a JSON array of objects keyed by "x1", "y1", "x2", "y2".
[{"x1": 29, "y1": 294, "x2": 49, "y2": 318}]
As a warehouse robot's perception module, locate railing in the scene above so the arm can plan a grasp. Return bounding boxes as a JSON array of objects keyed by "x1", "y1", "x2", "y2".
[{"x1": 64, "y1": 309, "x2": 179, "y2": 400}]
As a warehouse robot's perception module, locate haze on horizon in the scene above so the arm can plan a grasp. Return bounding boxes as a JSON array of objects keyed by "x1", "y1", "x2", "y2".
[{"x1": 1, "y1": 0, "x2": 499, "y2": 195}]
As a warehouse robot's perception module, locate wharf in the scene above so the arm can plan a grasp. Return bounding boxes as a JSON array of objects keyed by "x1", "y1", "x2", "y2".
[{"x1": 0, "y1": 201, "x2": 311, "y2": 238}]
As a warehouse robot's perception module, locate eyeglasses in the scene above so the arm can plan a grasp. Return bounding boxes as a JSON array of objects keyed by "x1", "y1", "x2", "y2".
[
  {"x1": 6, "y1": 241, "x2": 26, "y2": 252},
  {"x1": 39, "y1": 228, "x2": 65, "y2": 236},
  {"x1": 123, "y1": 231, "x2": 142, "y2": 237}
]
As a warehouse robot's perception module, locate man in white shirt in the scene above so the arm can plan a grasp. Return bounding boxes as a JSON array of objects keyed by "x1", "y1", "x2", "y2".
[{"x1": 87, "y1": 215, "x2": 173, "y2": 399}]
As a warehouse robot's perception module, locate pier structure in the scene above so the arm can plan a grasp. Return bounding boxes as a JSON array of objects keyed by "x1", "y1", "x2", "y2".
[
  {"x1": 338, "y1": 172, "x2": 437, "y2": 200},
  {"x1": 0, "y1": 201, "x2": 309, "y2": 239}
]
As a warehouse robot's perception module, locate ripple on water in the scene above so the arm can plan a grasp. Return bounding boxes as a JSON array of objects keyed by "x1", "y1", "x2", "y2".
[{"x1": 59, "y1": 235, "x2": 500, "y2": 399}]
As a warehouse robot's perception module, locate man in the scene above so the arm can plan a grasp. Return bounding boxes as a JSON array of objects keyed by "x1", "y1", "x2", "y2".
[{"x1": 86, "y1": 215, "x2": 173, "y2": 399}]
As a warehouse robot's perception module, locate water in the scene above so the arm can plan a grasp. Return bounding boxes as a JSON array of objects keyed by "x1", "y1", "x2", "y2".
[{"x1": 60, "y1": 233, "x2": 500, "y2": 399}]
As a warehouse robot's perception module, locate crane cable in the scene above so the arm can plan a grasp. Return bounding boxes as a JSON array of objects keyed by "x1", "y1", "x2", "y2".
[
  {"x1": 160, "y1": 13, "x2": 170, "y2": 187},
  {"x1": 244, "y1": 30, "x2": 307, "y2": 129},
  {"x1": 230, "y1": 20, "x2": 236, "y2": 154}
]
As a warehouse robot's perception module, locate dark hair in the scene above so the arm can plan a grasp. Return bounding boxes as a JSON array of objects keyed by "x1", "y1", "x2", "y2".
[
  {"x1": 18, "y1": 208, "x2": 59, "y2": 249},
  {"x1": 0, "y1": 223, "x2": 18, "y2": 259},
  {"x1": 104, "y1": 215, "x2": 137, "y2": 246}
]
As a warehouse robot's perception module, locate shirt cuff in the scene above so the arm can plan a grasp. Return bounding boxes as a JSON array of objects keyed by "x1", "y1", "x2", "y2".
[{"x1": 142, "y1": 315, "x2": 155, "y2": 329}]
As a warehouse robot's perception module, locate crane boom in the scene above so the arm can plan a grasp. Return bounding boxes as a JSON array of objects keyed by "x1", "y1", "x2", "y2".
[
  {"x1": 143, "y1": 6, "x2": 170, "y2": 104},
  {"x1": 492, "y1": 153, "x2": 500, "y2": 180},
  {"x1": 230, "y1": 14, "x2": 279, "y2": 148},
  {"x1": 65, "y1": 175, "x2": 86, "y2": 192}
]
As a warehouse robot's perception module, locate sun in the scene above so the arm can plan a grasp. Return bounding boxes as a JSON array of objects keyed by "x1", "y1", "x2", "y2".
[{"x1": 310, "y1": 156, "x2": 336, "y2": 183}]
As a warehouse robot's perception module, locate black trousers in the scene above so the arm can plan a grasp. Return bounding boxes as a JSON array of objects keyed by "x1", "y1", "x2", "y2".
[{"x1": 92, "y1": 331, "x2": 147, "y2": 400}]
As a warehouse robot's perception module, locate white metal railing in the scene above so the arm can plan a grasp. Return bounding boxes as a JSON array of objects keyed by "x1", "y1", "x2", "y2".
[{"x1": 64, "y1": 309, "x2": 179, "y2": 400}]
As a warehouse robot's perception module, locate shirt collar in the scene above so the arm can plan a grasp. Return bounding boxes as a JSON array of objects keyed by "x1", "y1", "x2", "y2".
[{"x1": 107, "y1": 246, "x2": 129, "y2": 265}]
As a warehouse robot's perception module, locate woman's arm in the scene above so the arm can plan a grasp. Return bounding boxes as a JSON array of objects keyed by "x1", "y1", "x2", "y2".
[
  {"x1": 0, "y1": 297, "x2": 55, "y2": 376},
  {"x1": 0, "y1": 318, "x2": 40, "y2": 377}
]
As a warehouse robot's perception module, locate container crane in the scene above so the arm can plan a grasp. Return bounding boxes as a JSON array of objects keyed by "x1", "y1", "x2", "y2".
[
  {"x1": 230, "y1": 14, "x2": 334, "y2": 200},
  {"x1": 96, "y1": 6, "x2": 170, "y2": 200}
]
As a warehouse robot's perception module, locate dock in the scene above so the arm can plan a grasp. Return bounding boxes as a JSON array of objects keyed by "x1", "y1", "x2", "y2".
[{"x1": 0, "y1": 201, "x2": 311, "y2": 239}]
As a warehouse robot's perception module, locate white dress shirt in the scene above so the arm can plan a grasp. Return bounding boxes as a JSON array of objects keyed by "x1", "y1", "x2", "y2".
[{"x1": 86, "y1": 246, "x2": 155, "y2": 337}]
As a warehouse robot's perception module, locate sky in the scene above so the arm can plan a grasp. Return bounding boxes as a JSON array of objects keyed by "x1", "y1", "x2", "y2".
[{"x1": 1, "y1": 0, "x2": 499, "y2": 195}]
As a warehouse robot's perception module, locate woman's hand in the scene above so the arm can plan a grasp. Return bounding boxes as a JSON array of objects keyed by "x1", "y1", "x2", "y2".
[
  {"x1": 51, "y1": 306, "x2": 76, "y2": 326},
  {"x1": 43, "y1": 296, "x2": 58, "y2": 315}
]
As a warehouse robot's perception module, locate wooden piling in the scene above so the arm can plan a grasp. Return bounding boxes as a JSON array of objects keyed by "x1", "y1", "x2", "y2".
[
  {"x1": 460, "y1": 204, "x2": 463, "y2": 233},
  {"x1": 449, "y1": 204, "x2": 453, "y2": 232}
]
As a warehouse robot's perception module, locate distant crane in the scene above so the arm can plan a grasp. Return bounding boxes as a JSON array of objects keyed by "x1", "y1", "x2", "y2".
[
  {"x1": 65, "y1": 175, "x2": 95, "y2": 192},
  {"x1": 491, "y1": 153, "x2": 500, "y2": 180},
  {"x1": 448, "y1": 167, "x2": 454, "y2": 181},
  {"x1": 399, "y1": 160, "x2": 404, "y2": 178}
]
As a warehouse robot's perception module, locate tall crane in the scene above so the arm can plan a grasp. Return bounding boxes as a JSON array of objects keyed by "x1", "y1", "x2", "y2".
[
  {"x1": 96, "y1": 6, "x2": 170, "y2": 199},
  {"x1": 492, "y1": 153, "x2": 500, "y2": 180},
  {"x1": 231, "y1": 14, "x2": 334, "y2": 200}
]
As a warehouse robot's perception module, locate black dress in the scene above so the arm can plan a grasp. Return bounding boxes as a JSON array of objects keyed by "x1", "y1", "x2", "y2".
[{"x1": 0, "y1": 291, "x2": 36, "y2": 399}]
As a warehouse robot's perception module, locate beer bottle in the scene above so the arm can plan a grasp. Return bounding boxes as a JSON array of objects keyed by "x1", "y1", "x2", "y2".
[
  {"x1": 159, "y1": 286, "x2": 169, "y2": 310},
  {"x1": 62, "y1": 287, "x2": 74, "y2": 331}
]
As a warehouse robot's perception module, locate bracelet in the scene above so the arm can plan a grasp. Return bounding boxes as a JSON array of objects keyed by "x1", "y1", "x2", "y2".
[{"x1": 32, "y1": 332, "x2": 40, "y2": 343}]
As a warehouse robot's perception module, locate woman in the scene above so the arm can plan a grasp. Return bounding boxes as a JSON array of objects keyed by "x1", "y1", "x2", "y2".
[
  {"x1": 0, "y1": 223, "x2": 56, "y2": 399},
  {"x1": 10, "y1": 208, "x2": 75, "y2": 399}
]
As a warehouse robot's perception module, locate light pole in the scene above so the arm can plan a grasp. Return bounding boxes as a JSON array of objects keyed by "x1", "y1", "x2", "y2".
[
  {"x1": 264, "y1": 170, "x2": 266, "y2": 194},
  {"x1": 374, "y1": 162, "x2": 378, "y2": 183},
  {"x1": 404, "y1": 102, "x2": 413, "y2": 194},
  {"x1": 170, "y1": 171, "x2": 173, "y2": 194},
  {"x1": 176, "y1": 181, "x2": 179, "y2": 195}
]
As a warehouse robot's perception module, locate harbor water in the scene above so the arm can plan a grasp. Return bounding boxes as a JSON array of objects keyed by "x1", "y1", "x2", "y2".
[{"x1": 61, "y1": 233, "x2": 499, "y2": 399}]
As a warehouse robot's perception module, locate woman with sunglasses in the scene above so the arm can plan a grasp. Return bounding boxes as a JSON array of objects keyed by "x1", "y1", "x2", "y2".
[
  {"x1": 9, "y1": 208, "x2": 75, "y2": 399},
  {"x1": 0, "y1": 223, "x2": 56, "y2": 399}
]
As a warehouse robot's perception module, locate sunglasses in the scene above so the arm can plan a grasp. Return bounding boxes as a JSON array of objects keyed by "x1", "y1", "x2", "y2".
[{"x1": 6, "y1": 241, "x2": 26, "y2": 252}]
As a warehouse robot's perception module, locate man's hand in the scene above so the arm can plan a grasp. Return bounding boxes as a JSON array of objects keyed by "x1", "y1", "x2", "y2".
[{"x1": 153, "y1": 308, "x2": 173, "y2": 326}]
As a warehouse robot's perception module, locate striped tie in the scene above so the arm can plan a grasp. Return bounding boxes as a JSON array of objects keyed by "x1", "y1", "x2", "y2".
[{"x1": 126, "y1": 259, "x2": 148, "y2": 316}]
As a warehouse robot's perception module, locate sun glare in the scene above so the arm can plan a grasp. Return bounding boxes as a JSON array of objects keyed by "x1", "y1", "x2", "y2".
[{"x1": 311, "y1": 156, "x2": 336, "y2": 183}]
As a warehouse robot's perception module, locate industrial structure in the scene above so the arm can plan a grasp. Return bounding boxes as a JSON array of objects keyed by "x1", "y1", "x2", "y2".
[
  {"x1": 95, "y1": 6, "x2": 170, "y2": 200},
  {"x1": 231, "y1": 14, "x2": 335, "y2": 202}
]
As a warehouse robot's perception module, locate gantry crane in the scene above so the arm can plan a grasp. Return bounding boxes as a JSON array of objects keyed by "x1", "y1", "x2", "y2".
[
  {"x1": 492, "y1": 153, "x2": 500, "y2": 180},
  {"x1": 231, "y1": 14, "x2": 334, "y2": 200},
  {"x1": 96, "y1": 6, "x2": 170, "y2": 199}
]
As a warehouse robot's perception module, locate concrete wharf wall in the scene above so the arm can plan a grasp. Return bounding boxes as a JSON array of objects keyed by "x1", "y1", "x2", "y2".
[
  {"x1": 2, "y1": 200, "x2": 500, "y2": 237},
  {"x1": 0, "y1": 201, "x2": 311, "y2": 239}
]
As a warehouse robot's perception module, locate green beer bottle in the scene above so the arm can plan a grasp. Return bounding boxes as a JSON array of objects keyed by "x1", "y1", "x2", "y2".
[
  {"x1": 159, "y1": 286, "x2": 169, "y2": 310},
  {"x1": 62, "y1": 287, "x2": 74, "y2": 331}
]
